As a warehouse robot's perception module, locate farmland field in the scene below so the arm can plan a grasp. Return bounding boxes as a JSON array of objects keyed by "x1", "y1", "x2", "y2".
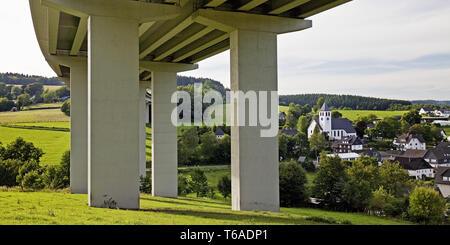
[
  {"x1": 0, "y1": 108, "x2": 69, "y2": 123},
  {"x1": 338, "y1": 110, "x2": 407, "y2": 121},
  {"x1": 0, "y1": 190, "x2": 410, "y2": 225}
]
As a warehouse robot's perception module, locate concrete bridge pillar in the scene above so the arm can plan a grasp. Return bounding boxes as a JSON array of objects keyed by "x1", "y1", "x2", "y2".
[
  {"x1": 191, "y1": 9, "x2": 312, "y2": 212},
  {"x1": 230, "y1": 29, "x2": 280, "y2": 212},
  {"x1": 87, "y1": 16, "x2": 140, "y2": 209},
  {"x1": 139, "y1": 81, "x2": 151, "y2": 178},
  {"x1": 69, "y1": 60, "x2": 88, "y2": 194},
  {"x1": 140, "y1": 62, "x2": 197, "y2": 198}
]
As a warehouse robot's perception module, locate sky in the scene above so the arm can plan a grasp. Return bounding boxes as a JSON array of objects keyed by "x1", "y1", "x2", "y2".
[{"x1": 1, "y1": 0, "x2": 449, "y2": 100}]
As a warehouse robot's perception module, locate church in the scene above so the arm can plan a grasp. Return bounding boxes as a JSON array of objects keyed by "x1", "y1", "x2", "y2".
[{"x1": 307, "y1": 103, "x2": 357, "y2": 140}]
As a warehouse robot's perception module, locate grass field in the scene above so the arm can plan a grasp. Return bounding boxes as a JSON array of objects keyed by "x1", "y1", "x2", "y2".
[
  {"x1": 23, "y1": 102, "x2": 62, "y2": 110},
  {"x1": 0, "y1": 108, "x2": 69, "y2": 123},
  {"x1": 338, "y1": 110, "x2": 407, "y2": 122},
  {"x1": 0, "y1": 190, "x2": 410, "y2": 225}
]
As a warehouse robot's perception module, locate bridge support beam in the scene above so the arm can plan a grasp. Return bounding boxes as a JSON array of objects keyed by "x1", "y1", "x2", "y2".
[
  {"x1": 70, "y1": 60, "x2": 88, "y2": 194},
  {"x1": 140, "y1": 62, "x2": 197, "y2": 198},
  {"x1": 87, "y1": 16, "x2": 140, "y2": 209},
  {"x1": 230, "y1": 29, "x2": 280, "y2": 212}
]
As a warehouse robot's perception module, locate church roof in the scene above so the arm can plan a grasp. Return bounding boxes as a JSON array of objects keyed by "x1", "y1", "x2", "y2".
[
  {"x1": 319, "y1": 103, "x2": 330, "y2": 112},
  {"x1": 331, "y1": 118, "x2": 356, "y2": 134}
]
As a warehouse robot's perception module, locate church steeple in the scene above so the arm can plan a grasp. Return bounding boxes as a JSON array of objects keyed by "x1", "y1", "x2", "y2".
[{"x1": 319, "y1": 103, "x2": 332, "y2": 134}]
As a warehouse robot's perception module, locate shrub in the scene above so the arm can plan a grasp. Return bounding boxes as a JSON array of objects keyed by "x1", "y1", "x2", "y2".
[
  {"x1": 408, "y1": 187, "x2": 446, "y2": 224},
  {"x1": 41, "y1": 151, "x2": 70, "y2": 189},
  {"x1": 189, "y1": 168, "x2": 209, "y2": 197},
  {"x1": 61, "y1": 99, "x2": 70, "y2": 116},
  {"x1": 206, "y1": 186, "x2": 216, "y2": 199},
  {"x1": 178, "y1": 174, "x2": 192, "y2": 196},
  {"x1": 0, "y1": 159, "x2": 22, "y2": 187},
  {"x1": 279, "y1": 161, "x2": 309, "y2": 207},
  {"x1": 16, "y1": 159, "x2": 41, "y2": 189},
  {"x1": 217, "y1": 175, "x2": 231, "y2": 199},
  {"x1": 139, "y1": 175, "x2": 152, "y2": 194},
  {"x1": 22, "y1": 170, "x2": 44, "y2": 190},
  {"x1": 0, "y1": 98, "x2": 15, "y2": 112},
  {"x1": 301, "y1": 161, "x2": 316, "y2": 172},
  {"x1": 1, "y1": 138, "x2": 44, "y2": 163}
]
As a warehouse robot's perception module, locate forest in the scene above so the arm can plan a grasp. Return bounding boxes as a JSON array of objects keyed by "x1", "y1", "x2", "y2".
[{"x1": 279, "y1": 94, "x2": 412, "y2": 110}]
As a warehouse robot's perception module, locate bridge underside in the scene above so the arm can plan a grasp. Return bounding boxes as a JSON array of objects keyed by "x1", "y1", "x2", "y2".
[{"x1": 29, "y1": 0, "x2": 351, "y2": 211}]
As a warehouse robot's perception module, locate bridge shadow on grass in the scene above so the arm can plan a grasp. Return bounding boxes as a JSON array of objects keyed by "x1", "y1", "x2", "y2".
[
  {"x1": 137, "y1": 208, "x2": 311, "y2": 225},
  {"x1": 141, "y1": 196, "x2": 228, "y2": 210}
]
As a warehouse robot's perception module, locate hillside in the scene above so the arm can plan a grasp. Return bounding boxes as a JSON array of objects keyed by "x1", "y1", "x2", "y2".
[
  {"x1": 0, "y1": 72, "x2": 64, "y2": 86},
  {"x1": 411, "y1": 100, "x2": 450, "y2": 105},
  {"x1": 279, "y1": 94, "x2": 411, "y2": 110},
  {"x1": 177, "y1": 75, "x2": 228, "y2": 96}
]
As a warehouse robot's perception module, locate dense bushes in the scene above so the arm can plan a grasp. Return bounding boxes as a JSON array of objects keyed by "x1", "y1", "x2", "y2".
[
  {"x1": 0, "y1": 138, "x2": 69, "y2": 190},
  {"x1": 61, "y1": 99, "x2": 70, "y2": 116},
  {"x1": 408, "y1": 187, "x2": 447, "y2": 224},
  {"x1": 279, "y1": 161, "x2": 309, "y2": 207},
  {"x1": 0, "y1": 98, "x2": 15, "y2": 112}
]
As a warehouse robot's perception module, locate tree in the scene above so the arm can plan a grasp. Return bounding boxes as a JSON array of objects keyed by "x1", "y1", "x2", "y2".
[
  {"x1": 331, "y1": 111, "x2": 342, "y2": 118},
  {"x1": 16, "y1": 94, "x2": 31, "y2": 110},
  {"x1": 368, "y1": 186, "x2": 394, "y2": 215},
  {"x1": 284, "y1": 112, "x2": 297, "y2": 129},
  {"x1": 0, "y1": 98, "x2": 15, "y2": 112},
  {"x1": 279, "y1": 161, "x2": 309, "y2": 207},
  {"x1": 11, "y1": 86, "x2": 23, "y2": 98},
  {"x1": 0, "y1": 159, "x2": 22, "y2": 187},
  {"x1": 378, "y1": 160, "x2": 411, "y2": 197},
  {"x1": 402, "y1": 109, "x2": 421, "y2": 125},
  {"x1": 217, "y1": 175, "x2": 231, "y2": 199},
  {"x1": 24, "y1": 82, "x2": 44, "y2": 98},
  {"x1": 198, "y1": 131, "x2": 217, "y2": 164},
  {"x1": 293, "y1": 132, "x2": 309, "y2": 156},
  {"x1": 0, "y1": 82, "x2": 8, "y2": 98},
  {"x1": 342, "y1": 156, "x2": 380, "y2": 211},
  {"x1": 296, "y1": 115, "x2": 309, "y2": 134},
  {"x1": 16, "y1": 159, "x2": 41, "y2": 189},
  {"x1": 55, "y1": 86, "x2": 70, "y2": 98},
  {"x1": 309, "y1": 126, "x2": 327, "y2": 158},
  {"x1": 373, "y1": 116, "x2": 401, "y2": 139},
  {"x1": 408, "y1": 187, "x2": 446, "y2": 224},
  {"x1": 189, "y1": 168, "x2": 209, "y2": 197},
  {"x1": 1, "y1": 137, "x2": 44, "y2": 163},
  {"x1": 312, "y1": 153, "x2": 347, "y2": 209},
  {"x1": 61, "y1": 99, "x2": 70, "y2": 116},
  {"x1": 278, "y1": 134, "x2": 290, "y2": 160},
  {"x1": 41, "y1": 90, "x2": 58, "y2": 103},
  {"x1": 354, "y1": 121, "x2": 367, "y2": 138},
  {"x1": 216, "y1": 134, "x2": 231, "y2": 164}
]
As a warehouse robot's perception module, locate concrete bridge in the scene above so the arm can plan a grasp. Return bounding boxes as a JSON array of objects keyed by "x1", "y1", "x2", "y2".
[{"x1": 29, "y1": 0, "x2": 351, "y2": 211}]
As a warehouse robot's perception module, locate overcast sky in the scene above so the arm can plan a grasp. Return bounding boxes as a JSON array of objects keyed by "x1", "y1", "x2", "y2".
[{"x1": 1, "y1": 0, "x2": 449, "y2": 100}]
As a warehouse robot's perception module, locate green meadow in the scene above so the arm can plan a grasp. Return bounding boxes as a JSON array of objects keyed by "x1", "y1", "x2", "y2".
[{"x1": 0, "y1": 190, "x2": 409, "y2": 225}]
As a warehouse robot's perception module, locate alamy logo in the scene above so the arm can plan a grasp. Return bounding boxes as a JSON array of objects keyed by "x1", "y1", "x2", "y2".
[{"x1": 171, "y1": 83, "x2": 278, "y2": 137}]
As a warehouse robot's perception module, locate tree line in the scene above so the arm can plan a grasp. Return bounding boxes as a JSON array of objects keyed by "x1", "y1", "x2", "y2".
[
  {"x1": 0, "y1": 72, "x2": 64, "y2": 86},
  {"x1": 280, "y1": 94, "x2": 411, "y2": 110}
]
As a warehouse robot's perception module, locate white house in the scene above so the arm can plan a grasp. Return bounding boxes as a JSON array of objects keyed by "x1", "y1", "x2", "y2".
[
  {"x1": 435, "y1": 109, "x2": 450, "y2": 118},
  {"x1": 394, "y1": 157, "x2": 434, "y2": 180},
  {"x1": 326, "y1": 152, "x2": 361, "y2": 161},
  {"x1": 215, "y1": 128, "x2": 225, "y2": 140},
  {"x1": 435, "y1": 167, "x2": 450, "y2": 198},
  {"x1": 419, "y1": 107, "x2": 434, "y2": 116},
  {"x1": 393, "y1": 133, "x2": 426, "y2": 151},
  {"x1": 307, "y1": 103, "x2": 357, "y2": 140}
]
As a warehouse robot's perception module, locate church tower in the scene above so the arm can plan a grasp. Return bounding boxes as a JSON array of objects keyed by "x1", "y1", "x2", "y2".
[{"x1": 319, "y1": 103, "x2": 332, "y2": 134}]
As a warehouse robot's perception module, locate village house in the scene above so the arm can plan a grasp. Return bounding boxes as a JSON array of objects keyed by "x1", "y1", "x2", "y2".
[
  {"x1": 326, "y1": 152, "x2": 361, "y2": 161},
  {"x1": 434, "y1": 109, "x2": 450, "y2": 118},
  {"x1": 354, "y1": 149, "x2": 382, "y2": 163},
  {"x1": 393, "y1": 133, "x2": 426, "y2": 151},
  {"x1": 307, "y1": 103, "x2": 357, "y2": 140},
  {"x1": 419, "y1": 107, "x2": 435, "y2": 116},
  {"x1": 280, "y1": 128, "x2": 299, "y2": 137},
  {"x1": 424, "y1": 142, "x2": 450, "y2": 167},
  {"x1": 393, "y1": 157, "x2": 434, "y2": 180},
  {"x1": 214, "y1": 128, "x2": 225, "y2": 140},
  {"x1": 331, "y1": 136, "x2": 363, "y2": 153},
  {"x1": 435, "y1": 167, "x2": 450, "y2": 198}
]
